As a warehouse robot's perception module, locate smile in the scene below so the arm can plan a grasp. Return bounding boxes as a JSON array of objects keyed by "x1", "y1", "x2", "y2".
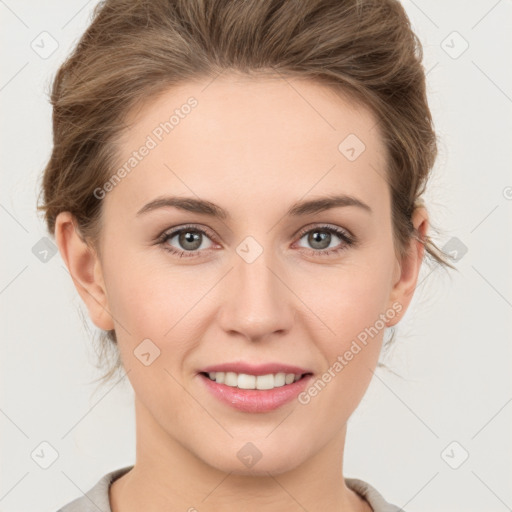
[
  {"x1": 198, "y1": 371, "x2": 313, "y2": 413},
  {"x1": 202, "y1": 371, "x2": 307, "y2": 390}
]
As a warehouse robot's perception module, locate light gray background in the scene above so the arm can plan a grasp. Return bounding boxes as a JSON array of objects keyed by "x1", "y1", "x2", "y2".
[{"x1": 1, "y1": 1, "x2": 511, "y2": 511}]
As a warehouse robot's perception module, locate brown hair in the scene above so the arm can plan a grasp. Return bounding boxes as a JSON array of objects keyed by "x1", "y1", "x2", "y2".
[{"x1": 37, "y1": 0, "x2": 455, "y2": 388}]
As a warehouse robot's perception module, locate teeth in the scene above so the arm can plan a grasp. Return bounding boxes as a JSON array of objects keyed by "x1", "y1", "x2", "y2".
[
  {"x1": 274, "y1": 373, "x2": 286, "y2": 387},
  {"x1": 225, "y1": 372, "x2": 238, "y2": 386},
  {"x1": 256, "y1": 374, "x2": 274, "y2": 390},
  {"x1": 238, "y1": 373, "x2": 256, "y2": 389},
  {"x1": 206, "y1": 371, "x2": 303, "y2": 390}
]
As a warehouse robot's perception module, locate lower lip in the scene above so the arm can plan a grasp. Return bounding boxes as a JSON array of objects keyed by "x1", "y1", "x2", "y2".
[{"x1": 198, "y1": 373, "x2": 313, "y2": 413}]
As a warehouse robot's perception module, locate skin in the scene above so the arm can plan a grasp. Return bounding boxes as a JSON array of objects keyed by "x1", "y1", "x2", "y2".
[{"x1": 55, "y1": 73, "x2": 428, "y2": 512}]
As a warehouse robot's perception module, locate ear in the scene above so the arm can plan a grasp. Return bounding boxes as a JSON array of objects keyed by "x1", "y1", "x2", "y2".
[
  {"x1": 54, "y1": 212, "x2": 115, "y2": 331},
  {"x1": 386, "y1": 207, "x2": 429, "y2": 327}
]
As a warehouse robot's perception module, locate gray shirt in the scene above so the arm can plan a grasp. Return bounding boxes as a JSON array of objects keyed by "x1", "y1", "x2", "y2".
[{"x1": 57, "y1": 465, "x2": 405, "y2": 512}]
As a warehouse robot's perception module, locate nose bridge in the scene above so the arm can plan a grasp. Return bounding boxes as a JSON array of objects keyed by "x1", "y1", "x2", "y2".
[{"x1": 219, "y1": 241, "x2": 293, "y2": 340}]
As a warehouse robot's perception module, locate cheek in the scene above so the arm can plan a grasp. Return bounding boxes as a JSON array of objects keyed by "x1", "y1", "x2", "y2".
[
  {"x1": 300, "y1": 252, "x2": 395, "y2": 396},
  {"x1": 301, "y1": 256, "x2": 395, "y2": 342},
  {"x1": 332, "y1": 273, "x2": 392, "y2": 338},
  {"x1": 297, "y1": 271, "x2": 392, "y2": 429},
  {"x1": 103, "y1": 247, "x2": 198, "y2": 335}
]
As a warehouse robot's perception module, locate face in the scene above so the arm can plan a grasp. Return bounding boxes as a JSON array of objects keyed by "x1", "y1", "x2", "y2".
[{"x1": 57, "y1": 74, "x2": 426, "y2": 476}]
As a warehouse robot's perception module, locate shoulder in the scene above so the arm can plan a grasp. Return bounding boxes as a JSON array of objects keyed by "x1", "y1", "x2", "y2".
[
  {"x1": 345, "y1": 477, "x2": 405, "y2": 512},
  {"x1": 55, "y1": 465, "x2": 134, "y2": 512}
]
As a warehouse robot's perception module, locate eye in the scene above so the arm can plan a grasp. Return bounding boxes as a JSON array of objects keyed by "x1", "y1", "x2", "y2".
[
  {"x1": 156, "y1": 223, "x2": 356, "y2": 259},
  {"x1": 157, "y1": 225, "x2": 217, "y2": 258},
  {"x1": 294, "y1": 224, "x2": 355, "y2": 256}
]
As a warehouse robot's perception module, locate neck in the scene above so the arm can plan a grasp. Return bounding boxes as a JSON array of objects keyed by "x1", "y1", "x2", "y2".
[{"x1": 110, "y1": 397, "x2": 371, "y2": 512}]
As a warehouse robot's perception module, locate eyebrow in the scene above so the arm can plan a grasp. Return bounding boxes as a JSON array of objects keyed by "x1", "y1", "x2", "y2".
[{"x1": 136, "y1": 194, "x2": 372, "y2": 219}]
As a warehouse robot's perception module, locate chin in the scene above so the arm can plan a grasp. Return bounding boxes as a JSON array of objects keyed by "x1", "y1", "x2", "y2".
[{"x1": 198, "y1": 438, "x2": 311, "y2": 476}]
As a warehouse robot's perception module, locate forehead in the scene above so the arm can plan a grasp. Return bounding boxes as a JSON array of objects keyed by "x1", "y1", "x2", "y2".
[{"x1": 106, "y1": 74, "x2": 389, "y2": 218}]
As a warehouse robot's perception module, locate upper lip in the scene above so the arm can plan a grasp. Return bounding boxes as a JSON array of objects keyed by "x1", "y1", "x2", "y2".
[{"x1": 199, "y1": 362, "x2": 312, "y2": 376}]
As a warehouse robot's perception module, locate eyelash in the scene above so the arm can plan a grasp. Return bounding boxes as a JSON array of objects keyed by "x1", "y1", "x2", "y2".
[{"x1": 156, "y1": 223, "x2": 356, "y2": 259}]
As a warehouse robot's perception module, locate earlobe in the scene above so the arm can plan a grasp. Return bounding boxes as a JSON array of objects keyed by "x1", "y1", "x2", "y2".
[
  {"x1": 54, "y1": 212, "x2": 115, "y2": 331},
  {"x1": 386, "y1": 207, "x2": 429, "y2": 327}
]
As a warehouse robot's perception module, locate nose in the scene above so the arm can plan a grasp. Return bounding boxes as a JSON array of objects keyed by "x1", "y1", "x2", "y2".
[{"x1": 217, "y1": 246, "x2": 295, "y2": 342}]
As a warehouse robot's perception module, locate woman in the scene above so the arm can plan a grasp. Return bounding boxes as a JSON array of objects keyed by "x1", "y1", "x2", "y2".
[{"x1": 38, "y1": 0, "x2": 453, "y2": 510}]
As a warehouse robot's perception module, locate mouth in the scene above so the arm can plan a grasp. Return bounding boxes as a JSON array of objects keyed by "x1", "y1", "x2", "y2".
[
  {"x1": 197, "y1": 363, "x2": 314, "y2": 413},
  {"x1": 199, "y1": 371, "x2": 312, "y2": 390}
]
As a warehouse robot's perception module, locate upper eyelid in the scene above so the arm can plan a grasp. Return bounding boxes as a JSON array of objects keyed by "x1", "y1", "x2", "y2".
[
  {"x1": 160, "y1": 223, "x2": 217, "y2": 239},
  {"x1": 160, "y1": 223, "x2": 352, "y2": 245},
  {"x1": 295, "y1": 223, "x2": 352, "y2": 238}
]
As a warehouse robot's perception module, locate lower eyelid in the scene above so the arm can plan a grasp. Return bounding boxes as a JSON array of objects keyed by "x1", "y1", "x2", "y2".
[{"x1": 158, "y1": 225, "x2": 354, "y2": 255}]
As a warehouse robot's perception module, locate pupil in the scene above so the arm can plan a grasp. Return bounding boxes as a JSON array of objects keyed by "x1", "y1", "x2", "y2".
[
  {"x1": 180, "y1": 231, "x2": 201, "y2": 250},
  {"x1": 310, "y1": 230, "x2": 330, "y2": 249}
]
